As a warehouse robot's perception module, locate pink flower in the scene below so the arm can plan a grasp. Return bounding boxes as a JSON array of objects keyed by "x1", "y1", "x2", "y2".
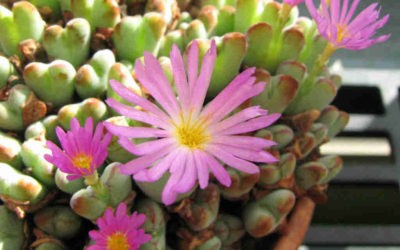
[
  {"x1": 306, "y1": 0, "x2": 390, "y2": 50},
  {"x1": 105, "y1": 41, "x2": 280, "y2": 205},
  {"x1": 45, "y1": 117, "x2": 112, "y2": 181},
  {"x1": 88, "y1": 203, "x2": 151, "y2": 250},
  {"x1": 283, "y1": 0, "x2": 304, "y2": 6}
]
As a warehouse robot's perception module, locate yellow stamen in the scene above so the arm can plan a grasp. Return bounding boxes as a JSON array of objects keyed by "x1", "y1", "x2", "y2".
[
  {"x1": 175, "y1": 111, "x2": 210, "y2": 149},
  {"x1": 72, "y1": 153, "x2": 92, "y2": 171},
  {"x1": 336, "y1": 24, "x2": 349, "y2": 43},
  {"x1": 107, "y1": 232, "x2": 130, "y2": 250},
  {"x1": 325, "y1": 0, "x2": 331, "y2": 6}
]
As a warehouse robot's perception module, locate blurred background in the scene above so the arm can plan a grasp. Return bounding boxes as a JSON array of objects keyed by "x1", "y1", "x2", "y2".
[{"x1": 299, "y1": 0, "x2": 400, "y2": 249}]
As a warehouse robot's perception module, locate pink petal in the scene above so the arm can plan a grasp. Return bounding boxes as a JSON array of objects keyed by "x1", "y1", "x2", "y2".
[
  {"x1": 193, "y1": 150, "x2": 209, "y2": 189},
  {"x1": 109, "y1": 80, "x2": 170, "y2": 122},
  {"x1": 339, "y1": 0, "x2": 349, "y2": 23},
  {"x1": 135, "y1": 59, "x2": 179, "y2": 117},
  {"x1": 115, "y1": 203, "x2": 127, "y2": 218},
  {"x1": 203, "y1": 152, "x2": 231, "y2": 187},
  {"x1": 212, "y1": 143, "x2": 278, "y2": 163},
  {"x1": 206, "y1": 145, "x2": 260, "y2": 174},
  {"x1": 305, "y1": 0, "x2": 319, "y2": 20},
  {"x1": 343, "y1": 0, "x2": 361, "y2": 24},
  {"x1": 191, "y1": 40, "x2": 217, "y2": 115},
  {"x1": 330, "y1": 0, "x2": 340, "y2": 25},
  {"x1": 173, "y1": 153, "x2": 197, "y2": 193},
  {"x1": 212, "y1": 135, "x2": 276, "y2": 149},
  {"x1": 219, "y1": 113, "x2": 281, "y2": 135},
  {"x1": 118, "y1": 146, "x2": 172, "y2": 175},
  {"x1": 187, "y1": 41, "x2": 199, "y2": 95},
  {"x1": 204, "y1": 80, "x2": 266, "y2": 124},
  {"x1": 104, "y1": 122, "x2": 168, "y2": 138},
  {"x1": 170, "y1": 44, "x2": 190, "y2": 110},
  {"x1": 106, "y1": 98, "x2": 170, "y2": 129},
  {"x1": 134, "y1": 149, "x2": 179, "y2": 182},
  {"x1": 117, "y1": 137, "x2": 174, "y2": 155},
  {"x1": 201, "y1": 68, "x2": 255, "y2": 118},
  {"x1": 211, "y1": 106, "x2": 267, "y2": 133},
  {"x1": 162, "y1": 172, "x2": 182, "y2": 205}
]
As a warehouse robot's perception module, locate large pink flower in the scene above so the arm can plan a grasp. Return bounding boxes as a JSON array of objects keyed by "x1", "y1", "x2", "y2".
[
  {"x1": 45, "y1": 117, "x2": 112, "y2": 181},
  {"x1": 88, "y1": 203, "x2": 151, "y2": 250},
  {"x1": 306, "y1": 0, "x2": 390, "y2": 50},
  {"x1": 105, "y1": 41, "x2": 280, "y2": 205}
]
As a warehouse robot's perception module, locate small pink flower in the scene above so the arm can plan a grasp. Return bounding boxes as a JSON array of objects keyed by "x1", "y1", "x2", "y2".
[
  {"x1": 87, "y1": 203, "x2": 151, "y2": 250},
  {"x1": 306, "y1": 0, "x2": 390, "y2": 50},
  {"x1": 283, "y1": 0, "x2": 304, "y2": 6},
  {"x1": 45, "y1": 117, "x2": 112, "y2": 181},
  {"x1": 105, "y1": 41, "x2": 280, "y2": 205}
]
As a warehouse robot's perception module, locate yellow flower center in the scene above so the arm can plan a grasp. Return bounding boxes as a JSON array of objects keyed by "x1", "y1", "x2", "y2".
[
  {"x1": 336, "y1": 24, "x2": 349, "y2": 43},
  {"x1": 107, "y1": 232, "x2": 130, "y2": 250},
  {"x1": 175, "y1": 112, "x2": 210, "y2": 149},
  {"x1": 72, "y1": 153, "x2": 92, "y2": 171}
]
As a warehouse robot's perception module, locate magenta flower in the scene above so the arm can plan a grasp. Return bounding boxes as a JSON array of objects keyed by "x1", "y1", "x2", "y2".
[
  {"x1": 88, "y1": 203, "x2": 151, "y2": 250},
  {"x1": 105, "y1": 41, "x2": 280, "y2": 205},
  {"x1": 45, "y1": 117, "x2": 112, "y2": 181},
  {"x1": 283, "y1": 0, "x2": 304, "y2": 6},
  {"x1": 306, "y1": 0, "x2": 390, "y2": 50}
]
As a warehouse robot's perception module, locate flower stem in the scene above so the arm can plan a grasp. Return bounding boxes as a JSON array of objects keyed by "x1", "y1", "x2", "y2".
[
  {"x1": 300, "y1": 42, "x2": 336, "y2": 96},
  {"x1": 84, "y1": 172, "x2": 110, "y2": 202}
]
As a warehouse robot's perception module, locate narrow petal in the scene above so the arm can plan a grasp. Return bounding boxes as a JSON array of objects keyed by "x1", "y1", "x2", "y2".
[
  {"x1": 343, "y1": 0, "x2": 361, "y2": 24},
  {"x1": 211, "y1": 106, "x2": 267, "y2": 133},
  {"x1": 191, "y1": 40, "x2": 217, "y2": 115},
  {"x1": 211, "y1": 135, "x2": 276, "y2": 149},
  {"x1": 143, "y1": 52, "x2": 179, "y2": 107},
  {"x1": 330, "y1": 0, "x2": 340, "y2": 24},
  {"x1": 211, "y1": 143, "x2": 278, "y2": 163},
  {"x1": 173, "y1": 153, "x2": 197, "y2": 193},
  {"x1": 162, "y1": 171, "x2": 183, "y2": 205},
  {"x1": 205, "y1": 81, "x2": 266, "y2": 124},
  {"x1": 201, "y1": 68, "x2": 255, "y2": 118},
  {"x1": 104, "y1": 122, "x2": 168, "y2": 138},
  {"x1": 187, "y1": 41, "x2": 199, "y2": 95},
  {"x1": 305, "y1": 0, "x2": 319, "y2": 19},
  {"x1": 339, "y1": 0, "x2": 349, "y2": 23},
  {"x1": 106, "y1": 98, "x2": 170, "y2": 129},
  {"x1": 170, "y1": 44, "x2": 190, "y2": 110},
  {"x1": 219, "y1": 114, "x2": 281, "y2": 135},
  {"x1": 193, "y1": 150, "x2": 209, "y2": 189},
  {"x1": 118, "y1": 137, "x2": 174, "y2": 155},
  {"x1": 119, "y1": 146, "x2": 172, "y2": 175},
  {"x1": 206, "y1": 145, "x2": 260, "y2": 174},
  {"x1": 135, "y1": 59, "x2": 179, "y2": 117},
  {"x1": 134, "y1": 149, "x2": 179, "y2": 182},
  {"x1": 203, "y1": 152, "x2": 231, "y2": 187},
  {"x1": 109, "y1": 80, "x2": 170, "y2": 122}
]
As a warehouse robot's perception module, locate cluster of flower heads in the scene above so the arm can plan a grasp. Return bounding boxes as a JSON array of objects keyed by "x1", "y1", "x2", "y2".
[{"x1": 44, "y1": 0, "x2": 390, "y2": 248}]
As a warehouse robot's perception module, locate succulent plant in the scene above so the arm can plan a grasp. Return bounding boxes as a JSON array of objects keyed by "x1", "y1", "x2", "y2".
[{"x1": 0, "y1": 0, "x2": 389, "y2": 248}]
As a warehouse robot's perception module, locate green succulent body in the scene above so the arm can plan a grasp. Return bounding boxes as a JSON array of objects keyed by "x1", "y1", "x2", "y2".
[{"x1": 0, "y1": 1, "x2": 45, "y2": 56}]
